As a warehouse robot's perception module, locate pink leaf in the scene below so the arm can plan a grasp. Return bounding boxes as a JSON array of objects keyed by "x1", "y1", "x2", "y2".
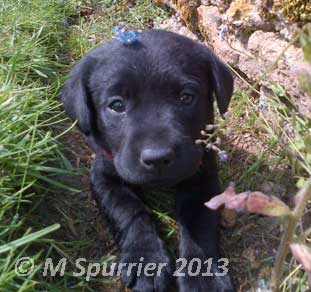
[
  {"x1": 290, "y1": 241, "x2": 311, "y2": 275},
  {"x1": 205, "y1": 185, "x2": 291, "y2": 217},
  {"x1": 225, "y1": 191, "x2": 249, "y2": 211},
  {"x1": 205, "y1": 186, "x2": 248, "y2": 211},
  {"x1": 246, "y1": 192, "x2": 291, "y2": 217}
]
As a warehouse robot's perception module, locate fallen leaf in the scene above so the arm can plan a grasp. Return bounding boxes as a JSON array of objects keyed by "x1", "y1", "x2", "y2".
[
  {"x1": 246, "y1": 192, "x2": 291, "y2": 217},
  {"x1": 205, "y1": 185, "x2": 248, "y2": 212},
  {"x1": 226, "y1": 191, "x2": 249, "y2": 211},
  {"x1": 205, "y1": 185, "x2": 291, "y2": 217},
  {"x1": 80, "y1": 6, "x2": 94, "y2": 16}
]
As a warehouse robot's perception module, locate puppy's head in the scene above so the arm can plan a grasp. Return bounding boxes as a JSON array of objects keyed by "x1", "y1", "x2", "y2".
[{"x1": 62, "y1": 30, "x2": 233, "y2": 186}]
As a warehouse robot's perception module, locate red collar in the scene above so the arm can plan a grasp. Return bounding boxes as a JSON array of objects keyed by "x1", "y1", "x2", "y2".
[{"x1": 103, "y1": 148, "x2": 113, "y2": 160}]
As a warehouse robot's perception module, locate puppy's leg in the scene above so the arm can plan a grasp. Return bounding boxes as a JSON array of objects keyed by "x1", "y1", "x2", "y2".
[
  {"x1": 175, "y1": 156, "x2": 235, "y2": 292},
  {"x1": 91, "y1": 158, "x2": 172, "y2": 292}
]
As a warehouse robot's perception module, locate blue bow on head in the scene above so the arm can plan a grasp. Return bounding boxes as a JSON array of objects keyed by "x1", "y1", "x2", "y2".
[{"x1": 112, "y1": 26, "x2": 138, "y2": 44}]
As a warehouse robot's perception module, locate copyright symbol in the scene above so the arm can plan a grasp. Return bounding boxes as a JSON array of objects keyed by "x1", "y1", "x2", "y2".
[{"x1": 15, "y1": 257, "x2": 34, "y2": 277}]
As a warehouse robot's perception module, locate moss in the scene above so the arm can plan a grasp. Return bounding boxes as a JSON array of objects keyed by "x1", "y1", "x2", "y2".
[
  {"x1": 259, "y1": 0, "x2": 276, "y2": 20},
  {"x1": 217, "y1": 0, "x2": 233, "y2": 13},
  {"x1": 273, "y1": 0, "x2": 311, "y2": 23},
  {"x1": 227, "y1": 0, "x2": 253, "y2": 19},
  {"x1": 174, "y1": 0, "x2": 200, "y2": 32}
]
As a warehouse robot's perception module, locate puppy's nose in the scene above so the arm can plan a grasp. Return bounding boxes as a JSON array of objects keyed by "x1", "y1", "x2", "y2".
[{"x1": 140, "y1": 148, "x2": 174, "y2": 169}]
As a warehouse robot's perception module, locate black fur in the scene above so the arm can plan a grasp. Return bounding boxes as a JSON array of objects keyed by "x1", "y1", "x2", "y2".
[{"x1": 62, "y1": 30, "x2": 234, "y2": 292}]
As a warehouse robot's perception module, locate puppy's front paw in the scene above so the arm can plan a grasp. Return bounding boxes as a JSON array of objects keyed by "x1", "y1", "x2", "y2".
[{"x1": 120, "y1": 244, "x2": 173, "y2": 292}]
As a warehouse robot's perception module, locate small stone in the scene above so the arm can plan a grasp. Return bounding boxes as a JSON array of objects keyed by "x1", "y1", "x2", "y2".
[
  {"x1": 260, "y1": 181, "x2": 275, "y2": 194},
  {"x1": 220, "y1": 209, "x2": 237, "y2": 228}
]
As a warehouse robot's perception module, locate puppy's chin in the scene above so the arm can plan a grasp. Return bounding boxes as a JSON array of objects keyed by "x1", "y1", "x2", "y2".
[{"x1": 114, "y1": 157, "x2": 201, "y2": 187}]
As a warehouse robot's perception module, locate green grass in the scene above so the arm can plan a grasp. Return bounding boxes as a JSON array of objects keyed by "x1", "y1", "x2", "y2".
[
  {"x1": 67, "y1": 0, "x2": 168, "y2": 59},
  {"x1": 0, "y1": 1, "x2": 79, "y2": 291}
]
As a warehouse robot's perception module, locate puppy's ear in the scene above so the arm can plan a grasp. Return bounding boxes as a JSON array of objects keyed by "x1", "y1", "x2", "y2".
[
  {"x1": 202, "y1": 48, "x2": 234, "y2": 115},
  {"x1": 210, "y1": 56, "x2": 234, "y2": 115},
  {"x1": 62, "y1": 58, "x2": 95, "y2": 135}
]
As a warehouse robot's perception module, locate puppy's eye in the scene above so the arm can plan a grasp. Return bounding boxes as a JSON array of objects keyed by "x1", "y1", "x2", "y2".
[
  {"x1": 108, "y1": 99, "x2": 125, "y2": 113},
  {"x1": 180, "y1": 93, "x2": 194, "y2": 105}
]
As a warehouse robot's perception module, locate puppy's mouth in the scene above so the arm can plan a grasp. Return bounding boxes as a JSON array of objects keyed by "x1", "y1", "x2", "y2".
[{"x1": 122, "y1": 172, "x2": 196, "y2": 188}]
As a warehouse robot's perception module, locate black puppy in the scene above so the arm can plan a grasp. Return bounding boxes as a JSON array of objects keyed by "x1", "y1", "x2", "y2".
[{"x1": 62, "y1": 29, "x2": 234, "y2": 292}]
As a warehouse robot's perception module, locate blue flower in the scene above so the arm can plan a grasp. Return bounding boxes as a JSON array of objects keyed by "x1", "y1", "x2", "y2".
[
  {"x1": 258, "y1": 98, "x2": 267, "y2": 110},
  {"x1": 220, "y1": 25, "x2": 228, "y2": 41},
  {"x1": 124, "y1": 31, "x2": 138, "y2": 43},
  {"x1": 112, "y1": 26, "x2": 138, "y2": 45},
  {"x1": 219, "y1": 151, "x2": 229, "y2": 162}
]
